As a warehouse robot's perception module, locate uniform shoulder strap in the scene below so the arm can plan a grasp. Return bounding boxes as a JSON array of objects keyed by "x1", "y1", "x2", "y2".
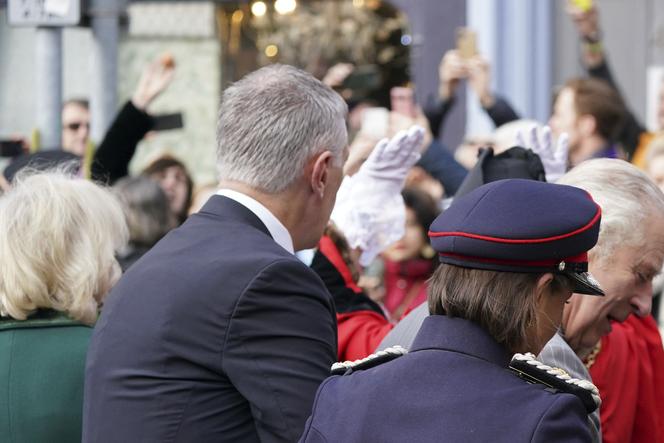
[
  {"x1": 509, "y1": 352, "x2": 601, "y2": 413},
  {"x1": 331, "y1": 346, "x2": 408, "y2": 376}
]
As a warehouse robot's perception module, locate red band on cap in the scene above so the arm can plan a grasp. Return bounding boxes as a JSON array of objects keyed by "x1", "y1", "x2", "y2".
[
  {"x1": 438, "y1": 251, "x2": 588, "y2": 268},
  {"x1": 428, "y1": 206, "x2": 600, "y2": 244}
]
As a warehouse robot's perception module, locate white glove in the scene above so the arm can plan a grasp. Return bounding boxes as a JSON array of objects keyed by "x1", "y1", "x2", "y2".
[
  {"x1": 516, "y1": 125, "x2": 569, "y2": 183},
  {"x1": 332, "y1": 126, "x2": 424, "y2": 266}
]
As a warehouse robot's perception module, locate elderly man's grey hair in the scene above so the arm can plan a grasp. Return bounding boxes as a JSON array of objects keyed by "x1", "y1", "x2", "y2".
[
  {"x1": 216, "y1": 64, "x2": 348, "y2": 193},
  {"x1": 558, "y1": 158, "x2": 664, "y2": 265}
]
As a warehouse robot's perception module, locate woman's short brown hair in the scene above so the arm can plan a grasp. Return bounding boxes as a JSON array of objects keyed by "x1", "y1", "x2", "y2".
[{"x1": 428, "y1": 263, "x2": 570, "y2": 354}]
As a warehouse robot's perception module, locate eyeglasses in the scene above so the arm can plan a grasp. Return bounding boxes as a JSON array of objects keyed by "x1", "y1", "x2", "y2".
[{"x1": 63, "y1": 122, "x2": 90, "y2": 131}]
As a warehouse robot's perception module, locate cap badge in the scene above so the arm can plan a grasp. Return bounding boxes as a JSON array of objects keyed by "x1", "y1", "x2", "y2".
[{"x1": 558, "y1": 261, "x2": 566, "y2": 271}]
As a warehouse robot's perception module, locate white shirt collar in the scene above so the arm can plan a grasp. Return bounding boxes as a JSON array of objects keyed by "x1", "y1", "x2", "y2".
[{"x1": 216, "y1": 189, "x2": 294, "y2": 254}]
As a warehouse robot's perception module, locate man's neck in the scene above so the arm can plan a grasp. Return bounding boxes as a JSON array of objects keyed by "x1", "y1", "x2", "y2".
[
  {"x1": 219, "y1": 181, "x2": 307, "y2": 249},
  {"x1": 569, "y1": 136, "x2": 609, "y2": 167}
]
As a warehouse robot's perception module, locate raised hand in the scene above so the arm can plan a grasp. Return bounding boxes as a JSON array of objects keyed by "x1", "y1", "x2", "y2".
[
  {"x1": 466, "y1": 55, "x2": 494, "y2": 108},
  {"x1": 332, "y1": 126, "x2": 425, "y2": 266},
  {"x1": 516, "y1": 125, "x2": 569, "y2": 183},
  {"x1": 439, "y1": 50, "x2": 468, "y2": 100},
  {"x1": 131, "y1": 53, "x2": 176, "y2": 111}
]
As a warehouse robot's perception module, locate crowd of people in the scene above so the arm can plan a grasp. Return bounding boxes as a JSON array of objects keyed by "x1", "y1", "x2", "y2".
[{"x1": 1, "y1": 2, "x2": 664, "y2": 442}]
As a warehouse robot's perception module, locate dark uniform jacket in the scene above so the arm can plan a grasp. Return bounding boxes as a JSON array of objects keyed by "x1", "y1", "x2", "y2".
[
  {"x1": 300, "y1": 315, "x2": 591, "y2": 443},
  {"x1": 83, "y1": 195, "x2": 337, "y2": 443}
]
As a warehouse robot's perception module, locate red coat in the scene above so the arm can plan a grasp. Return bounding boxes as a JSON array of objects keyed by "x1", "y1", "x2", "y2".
[
  {"x1": 337, "y1": 311, "x2": 394, "y2": 362},
  {"x1": 382, "y1": 259, "x2": 432, "y2": 321},
  {"x1": 313, "y1": 236, "x2": 395, "y2": 362},
  {"x1": 589, "y1": 315, "x2": 664, "y2": 443}
]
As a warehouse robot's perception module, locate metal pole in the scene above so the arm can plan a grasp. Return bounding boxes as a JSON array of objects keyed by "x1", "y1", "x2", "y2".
[
  {"x1": 35, "y1": 27, "x2": 63, "y2": 150},
  {"x1": 90, "y1": 0, "x2": 123, "y2": 143}
]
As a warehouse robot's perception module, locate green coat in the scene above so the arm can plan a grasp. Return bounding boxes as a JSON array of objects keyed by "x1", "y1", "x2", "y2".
[{"x1": 0, "y1": 310, "x2": 92, "y2": 443}]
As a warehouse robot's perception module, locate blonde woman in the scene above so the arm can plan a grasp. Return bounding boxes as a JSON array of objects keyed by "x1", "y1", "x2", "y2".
[{"x1": 0, "y1": 171, "x2": 127, "y2": 442}]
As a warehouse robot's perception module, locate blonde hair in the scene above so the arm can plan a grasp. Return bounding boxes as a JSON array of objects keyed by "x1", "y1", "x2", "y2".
[{"x1": 0, "y1": 171, "x2": 128, "y2": 324}]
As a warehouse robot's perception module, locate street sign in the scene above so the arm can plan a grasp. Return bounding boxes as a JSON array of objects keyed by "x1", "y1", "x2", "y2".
[{"x1": 7, "y1": 0, "x2": 81, "y2": 26}]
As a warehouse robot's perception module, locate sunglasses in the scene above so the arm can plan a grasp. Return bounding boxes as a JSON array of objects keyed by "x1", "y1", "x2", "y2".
[{"x1": 63, "y1": 122, "x2": 90, "y2": 131}]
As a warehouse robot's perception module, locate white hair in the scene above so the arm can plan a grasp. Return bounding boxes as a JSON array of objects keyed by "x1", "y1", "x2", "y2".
[
  {"x1": 0, "y1": 171, "x2": 128, "y2": 324},
  {"x1": 558, "y1": 159, "x2": 664, "y2": 264},
  {"x1": 216, "y1": 64, "x2": 348, "y2": 193}
]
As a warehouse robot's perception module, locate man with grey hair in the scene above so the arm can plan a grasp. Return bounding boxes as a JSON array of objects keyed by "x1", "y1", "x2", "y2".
[
  {"x1": 83, "y1": 64, "x2": 348, "y2": 442},
  {"x1": 539, "y1": 158, "x2": 664, "y2": 442},
  {"x1": 378, "y1": 158, "x2": 664, "y2": 442}
]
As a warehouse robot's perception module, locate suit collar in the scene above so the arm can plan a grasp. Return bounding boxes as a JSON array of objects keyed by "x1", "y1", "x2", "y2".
[
  {"x1": 199, "y1": 195, "x2": 271, "y2": 238},
  {"x1": 216, "y1": 189, "x2": 294, "y2": 254},
  {"x1": 410, "y1": 315, "x2": 512, "y2": 367}
]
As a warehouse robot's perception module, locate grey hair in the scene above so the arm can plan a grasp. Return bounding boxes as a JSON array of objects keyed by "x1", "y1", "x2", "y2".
[
  {"x1": 558, "y1": 158, "x2": 664, "y2": 264},
  {"x1": 113, "y1": 176, "x2": 175, "y2": 247},
  {"x1": 216, "y1": 64, "x2": 348, "y2": 193}
]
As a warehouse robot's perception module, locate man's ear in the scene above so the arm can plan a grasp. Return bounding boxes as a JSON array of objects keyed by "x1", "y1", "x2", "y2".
[
  {"x1": 535, "y1": 273, "x2": 554, "y2": 304},
  {"x1": 310, "y1": 150, "x2": 333, "y2": 198},
  {"x1": 577, "y1": 115, "x2": 597, "y2": 138}
]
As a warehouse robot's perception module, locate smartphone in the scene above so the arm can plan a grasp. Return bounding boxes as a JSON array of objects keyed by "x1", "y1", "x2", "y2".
[
  {"x1": 0, "y1": 140, "x2": 24, "y2": 158},
  {"x1": 390, "y1": 87, "x2": 416, "y2": 118},
  {"x1": 151, "y1": 113, "x2": 184, "y2": 131},
  {"x1": 456, "y1": 28, "x2": 477, "y2": 59},
  {"x1": 569, "y1": 0, "x2": 593, "y2": 12}
]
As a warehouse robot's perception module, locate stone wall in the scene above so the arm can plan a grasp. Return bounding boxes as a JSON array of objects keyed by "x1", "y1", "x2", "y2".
[
  {"x1": 0, "y1": 2, "x2": 222, "y2": 186},
  {"x1": 120, "y1": 1, "x2": 221, "y2": 186}
]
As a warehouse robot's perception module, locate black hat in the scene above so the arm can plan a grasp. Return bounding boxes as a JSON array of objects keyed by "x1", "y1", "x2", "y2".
[
  {"x1": 454, "y1": 146, "x2": 546, "y2": 198},
  {"x1": 429, "y1": 179, "x2": 604, "y2": 296}
]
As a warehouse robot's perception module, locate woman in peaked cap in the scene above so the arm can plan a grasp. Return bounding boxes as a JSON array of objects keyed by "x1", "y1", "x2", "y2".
[{"x1": 300, "y1": 178, "x2": 603, "y2": 443}]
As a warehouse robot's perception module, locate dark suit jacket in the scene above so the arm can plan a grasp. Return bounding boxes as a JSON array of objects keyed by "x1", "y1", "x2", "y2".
[
  {"x1": 83, "y1": 195, "x2": 337, "y2": 442},
  {"x1": 300, "y1": 315, "x2": 591, "y2": 443}
]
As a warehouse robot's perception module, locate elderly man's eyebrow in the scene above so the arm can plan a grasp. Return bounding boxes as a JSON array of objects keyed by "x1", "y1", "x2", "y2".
[{"x1": 635, "y1": 262, "x2": 661, "y2": 280}]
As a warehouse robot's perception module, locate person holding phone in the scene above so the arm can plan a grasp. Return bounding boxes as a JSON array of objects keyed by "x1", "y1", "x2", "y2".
[
  {"x1": 91, "y1": 54, "x2": 177, "y2": 184},
  {"x1": 565, "y1": 0, "x2": 659, "y2": 163},
  {"x1": 424, "y1": 46, "x2": 519, "y2": 140}
]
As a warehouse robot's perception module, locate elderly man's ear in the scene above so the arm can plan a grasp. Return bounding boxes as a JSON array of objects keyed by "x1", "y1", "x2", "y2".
[{"x1": 309, "y1": 150, "x2": 335, "y2": 198}]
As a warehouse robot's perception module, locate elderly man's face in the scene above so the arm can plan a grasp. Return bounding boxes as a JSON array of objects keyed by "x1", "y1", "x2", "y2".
[{"x1": 562, "y1": 214, "x2": 664, "y2": 356}]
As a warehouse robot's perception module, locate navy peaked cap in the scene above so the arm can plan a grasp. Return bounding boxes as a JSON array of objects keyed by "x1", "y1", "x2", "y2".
[{"x1": 429, "y1": 179, "x2": 604, "y2": 295}]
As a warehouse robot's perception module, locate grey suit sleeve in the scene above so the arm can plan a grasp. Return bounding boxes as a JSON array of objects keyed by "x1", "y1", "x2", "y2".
[
  {"x1": 223, "y1": 259, "x2": 337, "y2": 443},
  {"x1": 539, "y1": 334, "x2": 601, "y2": 443},
  {"x1": 376, "y1": 302, "x2": 429, "y2": 352}
]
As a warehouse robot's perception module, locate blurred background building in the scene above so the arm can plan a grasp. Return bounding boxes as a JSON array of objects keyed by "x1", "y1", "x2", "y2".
[{"x1": 1, "y1": 0, "x2": 664, "y2": 184}]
